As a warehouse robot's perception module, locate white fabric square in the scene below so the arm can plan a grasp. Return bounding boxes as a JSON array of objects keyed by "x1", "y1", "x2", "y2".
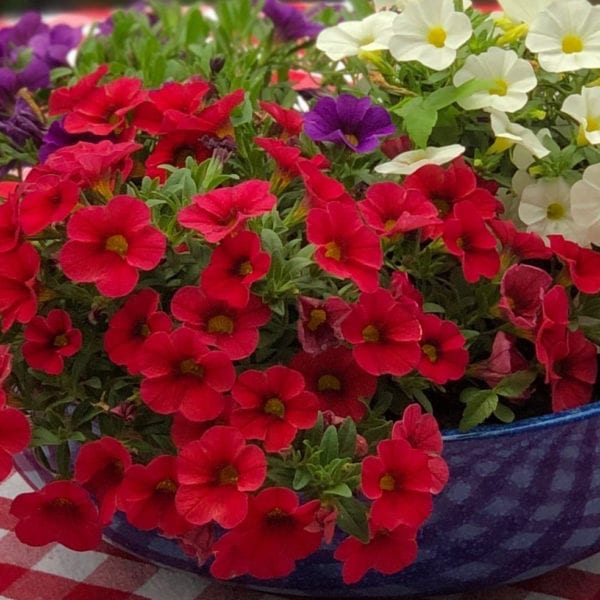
[{"x1": 33, "y1": 545, "x2": 107, "y2": 581}]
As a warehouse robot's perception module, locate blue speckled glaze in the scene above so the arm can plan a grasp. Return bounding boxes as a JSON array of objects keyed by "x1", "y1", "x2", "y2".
[{"x1": 14, "y1": 402, "x2": 600, "y2": 598}]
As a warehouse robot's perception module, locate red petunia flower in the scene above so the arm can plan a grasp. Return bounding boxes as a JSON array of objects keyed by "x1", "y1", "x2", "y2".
[
  {"x1": 0, "y1": 406, "x2": 30, "y2": 482},
  {"x1": 178, "y1": 180, "x2": 276, "y2": 243},
  {"x1": 170, "y1": 287, "x2": 271, "y2": 360},
  {"x1": 490, "y1": 218, "x2": 552, "y2": 262},
  {"x1": 340, "y1": 288, "x2": 422, "y2": 376},
  {"x1": 104, "y1": 288, "x2": 171, "y2": 375},
  {"x1": 133, "y1": 80, "x2": 211, "y2": 135},
  {"x1": 297, "y1": 295, "x2": 350, "y2": 354},
  {"x1": 358, "y1": 182, "x2": 440, "y2": 238},
  {"x1": 117, "y1": 455, "x2": 192, "y2": 536},
  {"x1": 535, "y1": 285, "x2": 570, "y2": 369},
  {"x1": 139, "y1": 326, "x2": 235, "y2": 421},
  {"x1": 230, "y1": 366, "x2": 319, "y2": 452},
  {"x1": 74, "y1": 436, "x2": 132, "y2": 525},
  {"x1": 289, "y1": 346, "x2": 377, "y2": 421},
  {"x1": 0, "y1": 242, "x2": 40, "y2": 333},
  {"x1": 361, "y1": 437, "x2": 433, "y2": 530},
  {"x1": 0, "y1": 345, "x2": 11, "y2": 408},
  {"x1": 170, "y1": 397, "x2": 233, "y2": 449},
  {"x1": 416, "y1": 314, "x2": 469, "y2": 385},
  {"x1": 209, "y1": 487, "x2": 322, "y2": 580},
  {"x1": 498, "y1": 264, "x2": 552, "y2": 331},
  {"x1": 259, "y1": 100, "x2": 304, "y2": 138},
  {"x1": 22, "y1": 309, "x2": 82, "y2": 375},
  {"x1": 442, "y1": 201, "x2": 500, "y2": 283},
  {"x1": 10, "y1": 480, "x2": 102, "y2": 551},
  {"x1": 18, "y1": 174, "x2": 80, "y2": 235},
  {"x1": 333, "y1": 523, "x2": 418, "y2": 584},
  {"x1": 59, "y1": 195, "x2": 166, "y2": 298},
  {"x1": 176, "y1": 425, "x2": 266, "y2": 528},
  {"x1": 62, "y1": 77, "x2": 146, "y2": 136},
  {"x1": 49, "y1": 64, "x2": 109, "y2": 116},
  {"x1": 549, "y1": 234, "x2": 600, "y2": 294},
  {"x1": 307, "y1": 202, "x2": 383, "y2": 292},
  {"x1": 0, "y1": 192, "x2": 20, "y2": 252},
  {"x1": 298, "y1": 161, "x2": 354, "y2": 210},
  {"x1": 200, "y1": 231, "x2": 271, "y2": 308}
]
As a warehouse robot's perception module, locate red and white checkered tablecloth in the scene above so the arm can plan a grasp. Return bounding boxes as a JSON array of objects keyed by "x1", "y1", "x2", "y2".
[{"x1": 1, "y1": 469, "x2": 600, "y2": 600}]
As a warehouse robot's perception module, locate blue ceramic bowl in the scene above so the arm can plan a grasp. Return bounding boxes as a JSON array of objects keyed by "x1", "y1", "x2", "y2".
[{"x1": 14, "y1": 402, "x2": 600, "y2": 598}]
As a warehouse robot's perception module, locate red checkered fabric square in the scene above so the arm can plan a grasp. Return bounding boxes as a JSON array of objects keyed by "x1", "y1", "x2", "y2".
[{"x1": 2, "y1": 468, "x2": 600, "y2": 600}]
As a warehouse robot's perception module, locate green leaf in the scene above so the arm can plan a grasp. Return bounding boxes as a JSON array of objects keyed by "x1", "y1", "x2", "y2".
[
  {"x1": 304, "y1": 412, "x2": 324, "y2": 447},
  {"x1": 493, "y1": 370, "x2": 537, "y2": 399},
  {"x1": 292, "y1": 468, "x2": 311, "y2": 491},
  {"x1": 335, "y1": 497, "x2": 370, "y2": 543},
  {"x1": 494, "y1": 402, "x2": 516, "y2": 424},
  {"x1": 320, "y1": 425, "x2": 339, "y2": 465},
  {"x1": 324, "y1": 483, "x2": 353, "y2": 498},
  {"x1": 424, "y1": 79, "x2": 495, "y2": 111},
  {"x1": 459, "y1": 390, "x2": 498, "y2": 431},
  {"x1": 338, "y1": 418, "x2": 357, "y2": 458},
  {"x1": 396, "y1": 97, "x2": 438, "y2": 148},
  {"x1": 29, "y1": 427, "x2": 62, "y2": 447}
]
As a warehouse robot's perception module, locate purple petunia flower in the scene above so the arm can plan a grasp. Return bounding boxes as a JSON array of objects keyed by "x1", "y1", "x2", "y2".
[
  {"x1": 38, "y1": 118, "x2": 104, "y2": 163},
  {"x1": 303, "y1": 94, "x2": 396, "y2": 153},
  {"x1": 262, "y1": 0, "x2": 324, "y2": 41}
]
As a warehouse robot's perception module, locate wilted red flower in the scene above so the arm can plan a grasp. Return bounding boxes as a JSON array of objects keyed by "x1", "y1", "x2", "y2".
[
  {"x1": 10, "y1": 480, "x2": 102, "y2": 551},
  {"x1": 549, "y1": 234, "x2": 600, "y2": 294},
  {"x1": 340, "y1": 288, "x2": 422, "y2": 376},
  {"x1": 498, "y1": 264, "x2": 552, "y2": 331},
  {"x1": 177, "y1": 524, "x2": 215, "y2": 566},
  {"x1": 297, "y1": 295, "x2": 350, "y2": 354},
  {"x1": 22, "y1": 309, "x2": 82, "y2": 375},
  {"x1": 490, "y1": 218, "x2": 552, "y2": 262},
  {"x1": 176, "y1": 425, "x2": 266, "y2": 528},
  {"x1": 389, "y1": 271, "x2": 423, "y2": 308},
  {"x1": 535, "y1": 285, "x2": 570, "y2": 369},
  {"x1": 18, "y1": 174, "x2": 80, "y2": 235},
  {"x1": 289, "y1": 346, "x2": 377, "y2": 421},
  {"x1": 104, "y1": 288, "x2": 171, "y2": 374},
  {"x1": 178, "y1": 180, "x2": 276, "y2": 243},
  {"x1": 361, "y1": 437, "x2": 433, "y2": 530},
  {"x1": 259, "y1": 100, "x2": 304, "y2": 138},
  {"x1": 333, "y1": 523, "x2": 418, "y2": 584},
  {"x1": 416, "y1": 314, "x2": 469, "y2": 385},
  {"x1": 443, "y1": 201, "x2": 500, "y2": 283},
  {"x1": 59, "y1": 195, "x2": 166, "y2": 297},
  {"x1": 0, "y1": 242, "x2": 40, "y2": 333},
  {"x1": 0, "y1": 345, "x2": 11, "y2": 407},
  {"x1": 200, "y1": 231, "x2": 271, "y2": 308},
  {"x1": 139, "y1": 326, "x2": 235, "y2": 421},
  {"x1": 210, "y1": 487, "x2": 321, "y2": 580},
  {"x1": 0, "y1": 406, "x2": 30, "y2": 482},
  {"x1": 230, "y1": 365, "x2": 319, "y2": 452},
  {"x1": 117, "y1": 454, "x2": 192, "y2": 536},
  {"x1": 74, "y1": 436, "x2": 132, "y2": 524},
  {"x1": 307, "y1": 202, "x2": 383, "y2": 292},
  {"x1": 358, "y1": 182, "x2": 440, "y2": 237},
  {"x1": 171, "y1": 287, "x2": 271, "y2": 360}
]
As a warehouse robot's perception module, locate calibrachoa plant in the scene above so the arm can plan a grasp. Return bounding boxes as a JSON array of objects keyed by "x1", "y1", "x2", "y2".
[{"x1": 1, "y1": 0, "x2": 600, "y2": 585}]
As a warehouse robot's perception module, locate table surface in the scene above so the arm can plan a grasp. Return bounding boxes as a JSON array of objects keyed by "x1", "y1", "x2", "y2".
[{"x1": 1, "y1": 470, "x2": 600, "y2": 600}]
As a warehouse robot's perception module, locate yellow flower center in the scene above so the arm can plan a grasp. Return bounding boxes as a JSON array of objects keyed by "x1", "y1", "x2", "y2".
[
  {"x1": 345, "y1": 133, "x2": 359, "y2": 146},
  {"x1": 53, "y1": 334, "x2": 69, "y2": 348},
  {"x1": 155, "y1": 478, "x2": 177, "y2": 494},
  {"x1": 317, "y1": 374, "x2": 342, "y2": 392},
  {"x1": 427, "y1": 26, "x2": 447, "y2": 48},
  {"x1": 218, "y1": 465, "x2": 239, "y2": 485},
  {"x1": 207, "y1": 315, "x2": 234, "y2": 334},
  {"x1": 546, "y1": 203, "x2": 565, "y2": 220},
  {"x1": 489, "y1": 79, "x2": 508, "y2": 96},
  {"x1": 422, "y1": 343, "x2": 438, "y2": 363},
  {"x1": 587, "y1": 116, "x2": 600, "y2": 132},
  {"x1": 384, "y1": 219, "x2": 397, "y2": 231},
  {"x1": 105, "y1": 234, "x2": 128, "y2": 256},
  {"x1": 307, "y1": 308, "x2": 327, "y2": 331},
  {"x1": 362, "y1": 324, "x2": 380, "y2": 343},
  {"x1": 562, "y1": 34, "x2": 583, "y2": 54},
  {"x1": 179, "y1": 359, "x2": 204, "y2": 377},
  {"x1": 264, "y1": 397, "x2": 285, "y2": 418},
  {"x1": 324, "y1": 241, "x2": 342, "y2": 261},
  {"x1": 379, "y1": 473, "x2": 396, "y2": 491},
  {"x1": 238, "y1": 260, "x2": 253, "y2": 276}
]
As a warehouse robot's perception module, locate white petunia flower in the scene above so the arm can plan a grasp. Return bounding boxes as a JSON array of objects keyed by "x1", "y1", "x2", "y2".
[
  {"x1": 561, "y1": 86, "x2": 600, "y2": 146},
  {"x1": 518, "y1": 177, "x2": 589, "y2": 244},
  {"x1": 488, "y1": 110, "x2": 550, "y2": 160},
  {"x1": 525, "y1": 0, "x2": 600, "y2": 73},
  {"x1": 316, "y1": 13, "x2": 395, "y2": 61},
  {"x1": 497, "y1": 0, "x2": 554, "y2": 25},
  {"x1": 374, "y1": 144, "x2": 465, "y2": 176},
  {"x1": 570, "y1": 163, "x2": 600, "y2": 245},
  {"x1": 375, "y1": 0, "x2": 471, "y2": 9},
  {"x1": 388, "y1": 0, "x2": 472, "y2": 71},
  {"x1": 453, "y1": 47, "x2": 537, "y2": 113},
  {"x1": 511, "y1": 128, "x2": 552, "y2": 171}
]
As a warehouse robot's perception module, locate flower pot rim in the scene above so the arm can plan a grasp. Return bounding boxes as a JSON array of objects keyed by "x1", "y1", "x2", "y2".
[{"x1": 442, "y1": 400, "x2": 600, "y2": 442}]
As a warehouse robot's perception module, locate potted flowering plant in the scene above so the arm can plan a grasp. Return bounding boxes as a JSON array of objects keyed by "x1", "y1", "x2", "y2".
[{"x1": 2, "y1": 0, "x2": 600, "y2": 596}]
